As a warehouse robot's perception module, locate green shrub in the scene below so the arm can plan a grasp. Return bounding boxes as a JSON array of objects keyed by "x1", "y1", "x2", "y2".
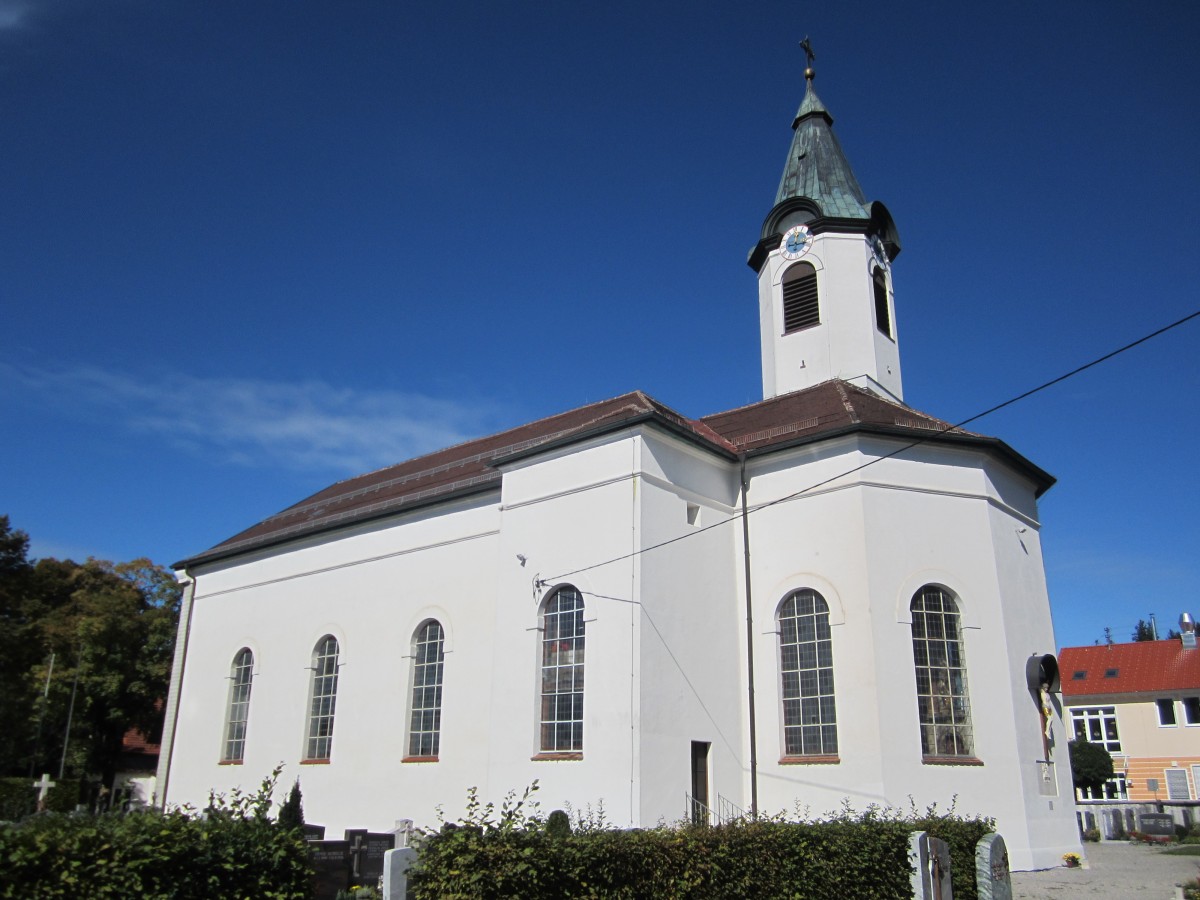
[
  {"x1": 408, "y1": 788, "x2": 993, "y2": 900},
  {"x1": 0, "y1": 777, "x2": 82, "y2": 820},
  {"x1": 0, "y1": 769, "x2": 312, "y2": 899}
]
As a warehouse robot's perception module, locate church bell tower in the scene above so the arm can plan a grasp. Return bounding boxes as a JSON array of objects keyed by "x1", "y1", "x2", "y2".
[{"x1": 748, "y1": 46, "x2": 904, "y2": 402}]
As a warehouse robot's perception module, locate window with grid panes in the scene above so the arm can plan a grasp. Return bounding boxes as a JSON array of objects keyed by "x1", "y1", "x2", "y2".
[
  {"x1": 539, "y1": 587, "x2": 585, "y2": 753},
  {"x1": 1069, "y1": 706, "x2": 1121, "y2": 752},
  {"x1": 305, "y1": 636, "x2": 340, "y2": 761},
  {"x1": 778, "y1": 589, "x2": 838, "y2": 757},
  {"x1": 1066, "y1": 706, "x2": 1131, "y2": 799},
  {"x1": 910, "y1": 586, "x2": 975, "y2": 757},
  {"x1": 222, "y1": 648, "x2": 254, "y2": 762},
  {"x1": 407, "y1": 621, "x2": 444, "y2": 758}
]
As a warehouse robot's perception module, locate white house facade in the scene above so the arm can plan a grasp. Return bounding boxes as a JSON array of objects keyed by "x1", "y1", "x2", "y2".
[{"x1": 156, "y1": 61, "x2": 1081, "y2": 870}]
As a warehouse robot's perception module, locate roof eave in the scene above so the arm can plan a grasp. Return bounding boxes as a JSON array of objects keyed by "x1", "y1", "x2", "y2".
[
  {"x1": 492, "y1": 409, "x2": 738, "y2": 468},
  {"x1": 742, "y1": 422, "x2": 1056, "y2": 496},
  {"x1": 174, "y1": 477, "x2": 502, "y2": 571}
]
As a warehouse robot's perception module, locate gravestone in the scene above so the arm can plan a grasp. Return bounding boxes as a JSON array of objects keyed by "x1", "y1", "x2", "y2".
[
  {"x1": 1138, "y1": 812, "x2": 1175, "y2": 842},
  {"x1": 974, "y1": 833, "x2": 1011, "y2": 900},
  {"x1": 344, "y1": 829, "x2": 396, "y2": 885},
  {"x1": 392, "y1": 818, "x2": 414, "y2": 848},
  {"x1": 32, "y1": 773, "x2": 55, "y2": 812},
  {"x1": 382, "y1": 847, "x2": 419, "y2": 900},
  {"x1": 908, "y1": 831, "x2": 953, "y2": 900},
  {"x1": 309, "y1": 839, "x2": 350, "y2": 900},
  {"x1": 302, "y1": 823, "x2": 326, "y2": 841}
]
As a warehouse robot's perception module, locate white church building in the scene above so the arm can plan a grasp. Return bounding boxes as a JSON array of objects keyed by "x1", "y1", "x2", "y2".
[{"x1": 156, "y1": 61, "x2": 1081, "y2": 870}]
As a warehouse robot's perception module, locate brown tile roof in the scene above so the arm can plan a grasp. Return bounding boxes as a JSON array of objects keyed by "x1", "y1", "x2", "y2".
[
  {"x1": 1060, "y1": 641, "x2": 1200, "y2": 697},
  {"x1": 701, "y1": 379, "x2": 972, "y2": 451},
  {"x1": 179, "y1": 380, "x2": 1052, "y2": 568},
  {"x1": 121, "y1": 727, "x2": 160, "y2": 757}
]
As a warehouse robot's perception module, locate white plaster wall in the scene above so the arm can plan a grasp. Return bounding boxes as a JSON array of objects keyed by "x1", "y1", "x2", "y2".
[
  {"x1": 758, "y1": 233, "x2": 902, "y2": 400},
  {"x1": 739, "y1": 435, "x2": 1078, "y2": 869},
  {"x1": 163, "y1": 422, "x2": 1078, "y2": 867},
  {"x1": 635, "y1": 432, "x2": 744, "y2": 824},
  {"x1": 167, "y1": 430, "x2": 659, "y2": 835}
]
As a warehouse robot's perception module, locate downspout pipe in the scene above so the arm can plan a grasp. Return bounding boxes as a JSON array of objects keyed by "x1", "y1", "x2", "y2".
[
  {"x1": 154, "y1": 568, "x2": 197, "y2": 808},
  {"x1": 739, "y1": 453, "x2": 759, "y2": 817}
]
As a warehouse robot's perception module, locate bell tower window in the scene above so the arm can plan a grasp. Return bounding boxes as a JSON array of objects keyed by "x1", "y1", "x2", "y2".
[
  {"x1": 782, "y1": 262, "x2": 819, "y2": 333},
  {"x1": 873, "y1": 267, "x2": 891, "y2": 338}
]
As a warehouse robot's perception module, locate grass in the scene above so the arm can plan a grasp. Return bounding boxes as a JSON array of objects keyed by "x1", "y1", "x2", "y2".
[{"x1": 1162, "y1": 845, "x2": 1200, "y2": 856}]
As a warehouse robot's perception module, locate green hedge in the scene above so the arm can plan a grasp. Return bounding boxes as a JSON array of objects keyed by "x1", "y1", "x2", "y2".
[
  {"x1": 0, "y1": 771, "x2": 313, "y2": 899},
  {"x1": 0, "y1": 777, "x2": 82, "y2": 820},
  {"x1": 408, "y1": 793, "x2": 994, "y2": 900}
]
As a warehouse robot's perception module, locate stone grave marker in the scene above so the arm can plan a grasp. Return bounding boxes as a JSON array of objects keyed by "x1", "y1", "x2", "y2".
[
  {"x1": 309, "y1": 839, "x2": 350, "y2": 900},
  {"x1": 302, "y1": 823, "x2": 326, "y2": 841},
  {"x1": 344, "y1": 828, "x2": 396, "y2": 885},
  {"x1": 1138, "y1": 812, "x2": 1175, "y2": 842},
  {"x1": 908, "y1": 831, "x2": 953, "y2": 900},
  {"x1": 382, "y1": 847, "x2": 419, "y2": 900},
  {"x1": 974, "y1": 833, "x2": 1011, "y2": 900}
]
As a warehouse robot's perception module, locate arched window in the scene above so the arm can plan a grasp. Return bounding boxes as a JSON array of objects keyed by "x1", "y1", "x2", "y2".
[
  {"x1": 539, "y1": 586, "x2": 585, "y2": 754},
  {"x1": 222, "y1": 648, "x2": 254, "y2": 763},
  {"x1": 407, "y1": 620, "x2": 445, "y2": 759},
  {"x1": 782, "y1": 262, "x2": 820, "y2": 333},
  {"x1": 910, "y1": 586, "x2": 974, "y2": 758},
  {"x1": 778, "y1": 589, "x2": 837, "y2": 757},
  {"x1": 872, "y1": 267, "x2": 891, "y2": 338},
  {"x1": 305, "y1": 635, "x2": 340, "y2": 761}
]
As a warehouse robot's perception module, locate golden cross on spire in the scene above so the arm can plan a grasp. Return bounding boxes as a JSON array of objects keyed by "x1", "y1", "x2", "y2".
[{"x1": 800, "y1": 36, "x2": 815, "y2": 80}]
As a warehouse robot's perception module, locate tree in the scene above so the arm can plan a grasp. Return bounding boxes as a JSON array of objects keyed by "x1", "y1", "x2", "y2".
[
  {"x1": 0, "y1": 516, "x2": 38, "y2": 775},
  {"x1": 278, "y1": 778, "x2": 305, "y2": 831},
  {"x1": 1068, "y1": 739, "x2": 1114, "y2": 793},
  {"x1": 1132, "y1": 618, "x2": 1180, "y2": 642},
  {"x1": 0, "y1": 516, "x2": 181, "y2": 789}
]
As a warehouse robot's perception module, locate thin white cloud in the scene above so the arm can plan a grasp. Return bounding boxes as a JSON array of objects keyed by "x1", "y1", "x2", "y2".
[
  {"x1": 2, "y1": 361, "x2": 502, "y2": 474},
  {"x1": 0, "y1": 1, "x2": 29, "y2": 29}
]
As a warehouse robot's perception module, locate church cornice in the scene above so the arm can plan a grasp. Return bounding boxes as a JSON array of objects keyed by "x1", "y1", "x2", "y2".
[{"x1": 738, "y1": 422, "x2": 1056, "y2": 498}]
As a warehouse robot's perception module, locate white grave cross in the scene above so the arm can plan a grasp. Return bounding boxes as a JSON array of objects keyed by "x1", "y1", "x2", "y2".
[{"x1": 33, "y1": 772, "x2": 56, "y2": 809}]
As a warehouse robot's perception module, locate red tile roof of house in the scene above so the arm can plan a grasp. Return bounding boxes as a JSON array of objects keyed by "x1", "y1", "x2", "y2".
[
  {"x1": 178, "y1": 380, "x2": 1053, "y2": 568},
  {"x1": 1060, "y1": 641, "x2": 1200, "y2": 697},
  {"x1": 121, "y1": 727, "x2": 160, "y2": 757}
]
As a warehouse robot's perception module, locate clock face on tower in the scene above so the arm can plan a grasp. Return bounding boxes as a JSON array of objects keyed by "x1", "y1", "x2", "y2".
[{"x1": 780, "y1": 224, "x2": 812, "y2": 260}]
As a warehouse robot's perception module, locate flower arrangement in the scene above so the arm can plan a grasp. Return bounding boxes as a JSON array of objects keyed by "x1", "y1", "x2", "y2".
[{"x1": 1062, "y1": 852, "x2": 1081, "y2": 868}]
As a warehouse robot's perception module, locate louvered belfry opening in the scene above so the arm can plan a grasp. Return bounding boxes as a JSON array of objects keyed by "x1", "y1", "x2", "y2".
[
  {"x1": 782, "y1": 262, "x2": 819, "y2": 333},
  {"x1": 873, "y1": 267, "x2": 891, "y2": 338}
]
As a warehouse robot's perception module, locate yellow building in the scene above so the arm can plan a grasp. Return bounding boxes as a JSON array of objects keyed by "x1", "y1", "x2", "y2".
[{"x1": 1060, "y1": 631, "x2": 1200, "y2": 816}]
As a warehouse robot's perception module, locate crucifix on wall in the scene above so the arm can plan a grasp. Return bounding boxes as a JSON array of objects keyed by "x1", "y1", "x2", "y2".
[{"x1": 1026, "y1": 653, "x2": 1060, "y2": 761}]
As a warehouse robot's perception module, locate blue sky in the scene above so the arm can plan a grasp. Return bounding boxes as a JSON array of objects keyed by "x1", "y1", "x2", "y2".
[{"x1": 1, "y1": 1, "x2": 1197, "y2": 651}]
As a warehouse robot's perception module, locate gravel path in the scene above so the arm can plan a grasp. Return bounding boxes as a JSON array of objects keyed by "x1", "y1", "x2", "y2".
[{"x1": 1011, "y1": 841, "x2": 1199, "y2": 899}]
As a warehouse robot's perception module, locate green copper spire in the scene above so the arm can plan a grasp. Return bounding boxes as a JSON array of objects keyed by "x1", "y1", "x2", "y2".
[{"x1": 773, "y1": 67, "x2": 869, "y2": 220}]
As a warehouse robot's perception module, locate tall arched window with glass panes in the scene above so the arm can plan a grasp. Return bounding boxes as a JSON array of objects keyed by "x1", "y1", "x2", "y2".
[
  {"x1": 222, "y1": 648, "x2": 254, "y2": 763},
  {"x1": 304, "y1": 635, "x2": 340, "y2": 761},
  {"x1": 910, "y1": 586, "x2": 974, "y2": 758},
  {"x1": 539, "y1": 586, "x2": 585, "y2": 754},
  {"x1": 407, "y1": 620, "x2": 444, "y2": 759},
  {"x1": 777, "y1": 589, "x2": 837, "y2": 758}
]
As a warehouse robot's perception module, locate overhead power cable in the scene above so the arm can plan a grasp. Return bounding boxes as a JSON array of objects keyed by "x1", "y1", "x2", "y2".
[{"x1": 542, "y1": 308, "x2": 1200, "y2": 584}]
